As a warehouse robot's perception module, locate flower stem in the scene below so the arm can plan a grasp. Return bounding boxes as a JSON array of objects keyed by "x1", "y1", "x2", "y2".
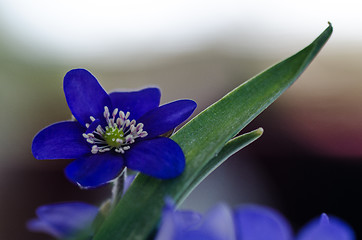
[{"x1": 111, "y1": 167, "x2": 127, "y2": 209}]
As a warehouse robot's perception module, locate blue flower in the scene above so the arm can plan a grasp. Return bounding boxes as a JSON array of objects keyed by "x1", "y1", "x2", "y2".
[
  {"x1": 155, "y1": 201, "x2": 355, "y2": 240},
  {"x1": 32, "y1": 69, "x2": 197, "y2": 188},
  {"x1": 27, "y1": 202, "x2": 98, "y2": 240},
  {"x1": 28, "y1": 175, "x2": 136, "y2": 239}
]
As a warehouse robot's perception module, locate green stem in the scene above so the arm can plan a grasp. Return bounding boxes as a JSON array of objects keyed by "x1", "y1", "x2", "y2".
[{"x1": 111, "y1": 167, "x2": 127, "y2": 209}]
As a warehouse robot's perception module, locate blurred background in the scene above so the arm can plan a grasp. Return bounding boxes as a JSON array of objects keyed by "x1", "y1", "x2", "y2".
[{"x1": 0, "y1": 0, "x2": 361, "y2": 239}]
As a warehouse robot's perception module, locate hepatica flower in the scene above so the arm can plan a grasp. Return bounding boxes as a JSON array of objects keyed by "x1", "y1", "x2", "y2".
[
  {"x1": 27, "y1": 202, "x2": 98, "y2": 239},
  {"x1": 32, "y1": 69, "x2": 197, "y2": 188},
  {"x1": 156, "y1": 201, "x2": 355, "y2": 240},
  {"x1": 27, "y1": 175, "x2": 136, "y2": 239}
]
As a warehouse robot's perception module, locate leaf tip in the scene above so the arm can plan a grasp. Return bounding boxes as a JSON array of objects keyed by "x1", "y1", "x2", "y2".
[
  {"x1": 256, "y1": 127, "x2": 264, "y2": 136},
  {"x1": 327, "y1": 21, "x2": 333, "y2": 31}
]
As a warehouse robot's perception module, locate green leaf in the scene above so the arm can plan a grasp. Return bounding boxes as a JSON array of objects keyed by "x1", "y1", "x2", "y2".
[
  {"x1": 186, "y1": 127, "x2": 264, "y2": 199},
  {"x1": 93, "y1": 24, "x2": 332, "y2": 240}
]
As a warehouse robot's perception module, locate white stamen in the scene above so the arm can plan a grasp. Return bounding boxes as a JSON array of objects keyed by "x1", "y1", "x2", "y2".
[
  {"x1": 119, "y1": 111, "x2": 125, "y2": 120},
  {"x1": 130, "y1": 125, "x2": 136, "y2": 133},
  {"x1": 112, "y1": 108, "x2": 118, "y2": 118},
  {"x1": 116, "y1": 118, "x2": 122, "y2": 127},
  {"x1": 83, "y1": 106, "x2": 148, "y2": 154},
  {"x1": 91, "y1": 145, "x2": 99, "y2": 154},
  {"x1": 125, "y1": 111, "x2": 130, "y2": 119},
  {"x1": 125, "y1": 119, "x2": 131, "y2": 127},
  {"x1": 125, "y1": 135, "x2": 133, "y2": 143},
  {"x1": 104, "y1": 106, "x2": 110, "y2": 119},
  {"x1": 96, "y1": 126, "x2": 104, "y2": 134},
  {"x1": 115, "y1": 148, "x2": 125, "y2": 153},
  {"x1": 99, "y1": 147, "x2": 111, "y2": 153},
  {"x1": 136, "y1": 123, "x2": 144, "y2": 131},
  {"x1": 139, "y1": 131, "x2": 148, "y2": 138}
]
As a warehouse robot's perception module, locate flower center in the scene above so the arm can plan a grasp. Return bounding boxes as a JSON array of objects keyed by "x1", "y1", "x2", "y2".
[
  {"x1": 82, "y1": 106, "x2": 148, "y2": 154},
  {"x1": 104, "y1": 127, "x2": 125, "y2": 148}
]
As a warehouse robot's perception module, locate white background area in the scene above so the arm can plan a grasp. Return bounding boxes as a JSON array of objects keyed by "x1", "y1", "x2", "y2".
[{"x1": 0, "y1": 0, "x2": 360, "y2": 62}]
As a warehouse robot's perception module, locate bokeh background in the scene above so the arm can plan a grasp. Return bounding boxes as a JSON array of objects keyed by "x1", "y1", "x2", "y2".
[{"x1": 0, "y1": 1, "x2": 361, "y2": 239}]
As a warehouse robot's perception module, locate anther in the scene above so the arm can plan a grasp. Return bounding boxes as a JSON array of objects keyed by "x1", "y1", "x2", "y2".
[
  {"x1": 130, "y1": 125, "x2": 136, "y2": 133},
  {"x1": 125, "y1": 111, "x2": 130, "y2": 119},
  {"x1": 125, "y1": 119, "x2": 131, "y2": 127},
  {"x1": 136, "y1": 123, "x2": 144, "y2": 130},
  {"x1": 91, "y1": 145, "x2": 99, "y2": 154},
  {"x1": 104, "y1": 106, "x2": 110, "y2": 119},
  {"x1": 125, "y1": 135, "x2": 134, "y2": 143},
  {"x1": 115, "y1": 148, "x2": 125, "y2": 154},
  {"x1": 116, "y1": 118, "x2": 122, "y2": 127},
  {"x1": 139, "y1": 132, "x2": 148, "y2": 138},
  {"x1": 119, "y1": 111, "x2": 125, "y2": 120},
  {"x1": 112, "y1": 108, "x2": 118, "y2": 117}
]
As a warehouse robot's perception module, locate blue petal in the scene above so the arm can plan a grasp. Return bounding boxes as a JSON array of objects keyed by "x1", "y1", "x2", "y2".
[
  {"x1": 164, "y1": 198, "x2": 202, "y2": 231},
  {"x1": 27, "y1": 219, "x2": 60, "y2": 239},
  {"x1": 155, "y1": 199, "x2": 202, "y2": 240},
  {"x1": 174, "y1": 210, "x2": 202, "y2": 232},
  {"x1": 27, "y1": 202, "x2": 98, "y2": 239},
  {"x1": 109, "y1": 87, "x2": 161, "y2": 120},
  {"x1": 64, "y1": 69, "x2": 111, "y2": 126},
  {"x1": 125, "y1": 137, "x2": 185, "y2": 179},
  {"x1": 234, "y1": 205, "x2": 293, "y2": 240},
  {"x1": 296, "y1": 213, "x2": 355, "y2": 240},
  {"x1": 85, "y1": 119, "x2": 101, "y2": 134},
  {"x1": 32, "y1": 121, "x2": 90, "y2": 160},
  {"x1": 187, "y1": 204, "x2": 236, "y2": 240},
  {"x1": 137, "y1": 99, "x2": 197, "y2": 138},
  {"x1": 65, "y1": 152, "x2": 124, "y2": 188}
]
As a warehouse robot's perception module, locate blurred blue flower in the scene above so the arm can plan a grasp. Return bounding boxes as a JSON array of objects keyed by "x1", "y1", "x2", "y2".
[
  {"x1": 156, "y1": 201, "x2": 355, "y2": 240},
  {"x1": 27, "y1": 202, "x2": 98, "y2": 240},
  {"x1": 28, "y1": 175, "x2": 136, "y2": 239},
  {"x1": 32, "y1": 69, "x2": 196, "y2": 188}
]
